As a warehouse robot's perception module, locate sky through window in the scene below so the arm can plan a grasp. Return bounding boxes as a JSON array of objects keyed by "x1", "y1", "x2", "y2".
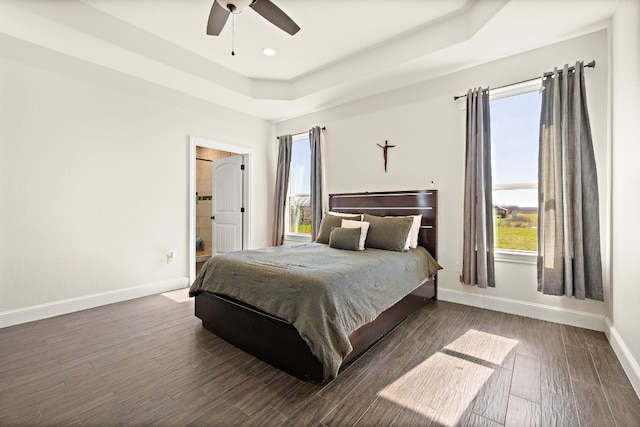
[{"x1": 491, "y1": 90, "x2": 541, "y2": 208}]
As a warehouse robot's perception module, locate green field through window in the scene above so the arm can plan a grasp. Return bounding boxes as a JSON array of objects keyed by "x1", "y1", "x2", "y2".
[{"x1": 495, "y1": 211, "x2": 537, "y2": 252}]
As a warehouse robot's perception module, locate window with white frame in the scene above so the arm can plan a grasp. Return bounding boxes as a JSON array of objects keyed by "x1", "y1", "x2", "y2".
[
  {"x1": 490, "y1": 82, "x2": 542, "y2": 253},
  {"x1": 286, "y1": 133, "x2": 311, "y2": 237}
]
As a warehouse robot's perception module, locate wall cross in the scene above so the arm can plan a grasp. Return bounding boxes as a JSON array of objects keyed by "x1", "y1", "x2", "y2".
[{"x1": 377, "y1": 140, "x2": 396, "y2": 173}]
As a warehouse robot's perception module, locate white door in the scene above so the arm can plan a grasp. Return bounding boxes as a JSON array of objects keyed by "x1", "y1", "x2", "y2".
[{"x1": 212, "y1": 155, "x2": 244, "y2": 255}]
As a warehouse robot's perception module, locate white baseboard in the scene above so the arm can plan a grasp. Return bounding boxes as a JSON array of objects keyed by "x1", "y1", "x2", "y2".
[
  {"x1": 438, "y1": 288, "x2": 606, "y2": 331},
  {"x1": 0, "y1": 277, "x2": 189, "y2": 329},
  {"x1": 605, "y1": 318, "x2": 640, "y2": 398}
]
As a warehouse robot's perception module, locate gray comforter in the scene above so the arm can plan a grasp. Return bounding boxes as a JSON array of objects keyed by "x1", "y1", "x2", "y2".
[{"x1": 189, "y1": 243, "x2": 441, "y2": 378}]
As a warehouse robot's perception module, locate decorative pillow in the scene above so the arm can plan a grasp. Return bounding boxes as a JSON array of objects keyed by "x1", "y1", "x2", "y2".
[
  {"x1": 371, "y1": 214, "x2": 422, "y2": 250},
  {"x1": 328, "y1": 227, "x2": 361, "y2": 251},
  {"x1": 362, "y1": 213, "x2": 414, "y2": 251},
  {"x1": 316, "y1": 213, "x2": 361, "y2": 244},
  {"x1": 340, "y1": 219, "x2": 370, "y2": 250}
]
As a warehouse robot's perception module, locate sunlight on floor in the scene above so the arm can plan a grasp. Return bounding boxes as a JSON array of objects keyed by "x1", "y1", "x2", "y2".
[
  {"x1": 443, "y1": 329, "x2": 518, "y2": 366},
  {"x1": 379, "y1": 329, "x2": 518, "y2": 426},
  {"x1": 161, "y1": 288, "x2": 191, "y2": 303}
]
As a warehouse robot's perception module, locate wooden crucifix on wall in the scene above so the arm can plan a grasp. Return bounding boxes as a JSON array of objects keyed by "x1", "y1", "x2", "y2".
[{"x1": 377, "y1": 140, "x2": 396, "y2": 173}]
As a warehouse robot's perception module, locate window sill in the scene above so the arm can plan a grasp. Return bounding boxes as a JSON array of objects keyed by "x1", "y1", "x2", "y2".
[{"x1": 495, "y1": 250, "x2": 537, "y2": 265}]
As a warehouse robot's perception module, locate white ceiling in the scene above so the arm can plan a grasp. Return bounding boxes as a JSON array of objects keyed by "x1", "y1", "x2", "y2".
[{"x1": 0, "y1": 0, "x2": 620, "y2": 121}]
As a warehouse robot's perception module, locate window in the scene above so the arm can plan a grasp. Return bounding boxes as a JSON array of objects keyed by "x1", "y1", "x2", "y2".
[
  {"x1": 490, "y1": 83, "x2": 541, "y2": 253},
  {"x1": 286, "y1": 133, "x2": 311, "y2": 237}
]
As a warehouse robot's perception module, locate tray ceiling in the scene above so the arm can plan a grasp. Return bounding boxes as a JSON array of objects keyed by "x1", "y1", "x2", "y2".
[{"x1": 0, "y1": 0, "x2": 620, "y2": 120}]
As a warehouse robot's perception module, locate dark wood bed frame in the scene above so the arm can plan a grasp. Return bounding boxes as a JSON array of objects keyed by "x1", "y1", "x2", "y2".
[{"x1": 194, "y1": 190, "x2": 438, "y2": 381}]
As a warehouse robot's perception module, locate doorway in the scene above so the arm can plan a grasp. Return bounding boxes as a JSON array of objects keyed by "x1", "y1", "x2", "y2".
[
  {"x1": 195, "y1": 148, "x2": 239, "y2": 273},
  {"x1": 189, "y1": 136, "x2": 251, "y2": 284}
]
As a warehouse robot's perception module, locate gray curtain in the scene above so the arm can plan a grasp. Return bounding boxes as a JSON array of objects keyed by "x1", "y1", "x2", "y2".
[
  {"x1": 272, "y1": 135, "x2": 292, "y2": 246},
  {"x1": 538, "y1": 62, "x2": 603, "y2": 300},
  {"x1": 461, "y1": 88, "x2": 495, "y2": 288},
  {"x1": 309, "y1": 126, "x2": 324, "y2": 241}
]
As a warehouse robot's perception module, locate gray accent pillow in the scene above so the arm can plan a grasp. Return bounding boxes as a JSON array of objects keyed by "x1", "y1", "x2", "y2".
[
  {"x1": 316, "y1": 213, "x2": 361, "y2": 244},
  {"x1": 328, "y1": 227, "x2": 361, "y2": 251},
  {"x1": 363, "y1": 213, "x2": 414, "y2": 251}
]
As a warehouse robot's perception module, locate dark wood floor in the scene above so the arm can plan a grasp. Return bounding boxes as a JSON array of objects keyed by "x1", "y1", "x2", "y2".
[{"x1": 1, "y1": 289, "x2": 639, "y2": 427}]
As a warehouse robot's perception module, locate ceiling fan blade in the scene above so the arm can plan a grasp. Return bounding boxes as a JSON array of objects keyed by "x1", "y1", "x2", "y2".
[
  {"x1": 250, "y1": 0, "x2": 300, "y2": 35},
  {"x1": 207, "y1": 1, "x2": 230, "y2": 36}
]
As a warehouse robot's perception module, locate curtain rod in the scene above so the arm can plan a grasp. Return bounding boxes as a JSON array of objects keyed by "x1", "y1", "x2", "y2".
[
  {"x1": 277, "y1": 126, "x2": 326, "y2": 140},
  {"x1": 452, "y1": 60, "x2": 596, "y2": 101}
]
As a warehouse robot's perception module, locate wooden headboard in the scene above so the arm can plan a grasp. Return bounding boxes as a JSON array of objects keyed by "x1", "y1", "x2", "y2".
[{"x1": 328, "y1": 190, "x2": 438, "y2": 259}]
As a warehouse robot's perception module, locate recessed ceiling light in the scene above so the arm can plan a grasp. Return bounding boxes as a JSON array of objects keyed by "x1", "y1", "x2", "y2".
[{"x1": 263, "y1": 47, "x2": 276, "y2": 57}]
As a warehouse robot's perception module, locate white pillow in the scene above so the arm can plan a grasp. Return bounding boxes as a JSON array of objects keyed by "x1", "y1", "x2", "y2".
[
  {"x1": 330, "y1": 211, "x2": 362, "y2": 221},
  {"x1": 408, "y1": 214, "x2": 422, "y2": 249},
  {"x1": 341, "y1": 219, "x2": 370, "y2": 250}
]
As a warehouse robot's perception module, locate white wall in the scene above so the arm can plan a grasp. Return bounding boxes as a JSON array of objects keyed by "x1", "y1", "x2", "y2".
[
  {"x1": 610, "y1": 0, "x2": 640, "y2": 392},
  {"x1": 276, "y1": 31, "x2": 609, "y2": 324},
  {"x1": 0, "y1": 38, "x2": 272, "y2": 314}
]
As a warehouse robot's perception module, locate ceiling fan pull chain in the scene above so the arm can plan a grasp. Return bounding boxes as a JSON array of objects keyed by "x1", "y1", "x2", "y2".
[{"x1": 231, "y1": 13, "x2": 235, "y2": 56}]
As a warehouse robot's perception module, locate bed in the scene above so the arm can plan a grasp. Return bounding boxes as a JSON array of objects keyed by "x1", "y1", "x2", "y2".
[{"x1": 190, "y1": 190, "x2": 439, "y2": 381}]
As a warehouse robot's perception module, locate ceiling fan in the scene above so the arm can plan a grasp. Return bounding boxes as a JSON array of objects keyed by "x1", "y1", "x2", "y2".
[{"x1": 207, "y1": 0, "x2": 300, "y2": 36}]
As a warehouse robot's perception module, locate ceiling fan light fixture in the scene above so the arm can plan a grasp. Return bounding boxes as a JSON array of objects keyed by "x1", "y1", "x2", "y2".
[
  {"x1": 262, "y1": 47, "x2": 276, "y2": 56},
  {"x1": 217, "y1": 0, "x2": 255, "y2": 13}
]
